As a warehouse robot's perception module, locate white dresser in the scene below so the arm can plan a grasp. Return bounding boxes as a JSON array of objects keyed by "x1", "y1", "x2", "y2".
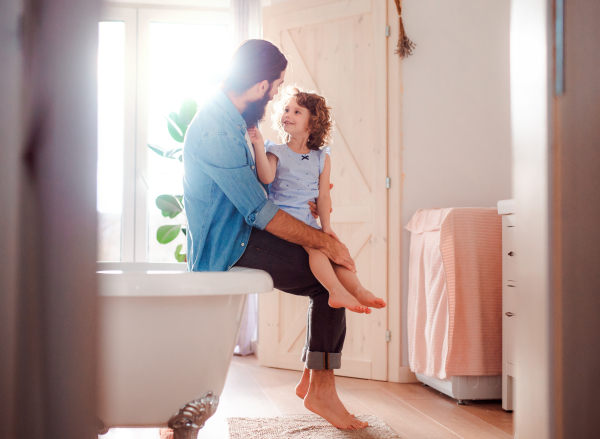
[{"x1": 498, "y1": 199, "x2": 516, "y2": 411}]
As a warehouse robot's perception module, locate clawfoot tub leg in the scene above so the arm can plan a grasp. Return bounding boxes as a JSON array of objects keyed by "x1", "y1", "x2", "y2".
[{"x1": 166, "y1": 391, "x2": 219, "y2": 439}]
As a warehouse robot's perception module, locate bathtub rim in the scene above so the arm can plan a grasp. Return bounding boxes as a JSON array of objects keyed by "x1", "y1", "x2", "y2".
[{"x1": 97, "y1": 263, "x2": 273, "y2": 297}]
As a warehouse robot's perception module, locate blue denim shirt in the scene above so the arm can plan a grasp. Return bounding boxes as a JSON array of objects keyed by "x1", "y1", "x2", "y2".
[{"x1": 183, "y1": 91, "x2": 279, "y2": 272}]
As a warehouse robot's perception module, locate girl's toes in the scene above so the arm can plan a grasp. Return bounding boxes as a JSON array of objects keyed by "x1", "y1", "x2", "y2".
[{"x1": 364, "y1": 307, "x2": 372, "y2": 314}]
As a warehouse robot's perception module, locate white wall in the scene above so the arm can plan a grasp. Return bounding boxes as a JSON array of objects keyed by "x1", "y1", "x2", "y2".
[{"x1": 401, "y1": 0, "x2": 512, "y2": 365}]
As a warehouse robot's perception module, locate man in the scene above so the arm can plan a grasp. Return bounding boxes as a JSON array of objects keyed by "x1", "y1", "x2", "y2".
[{"x1": 183, "y1": 39, "x2": 367, "y2": 430}]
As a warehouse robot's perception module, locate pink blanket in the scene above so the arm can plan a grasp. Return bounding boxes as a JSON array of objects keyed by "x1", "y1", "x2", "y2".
[{"x1": 406, "y1": 208, "x2": 502, "y2": 379}]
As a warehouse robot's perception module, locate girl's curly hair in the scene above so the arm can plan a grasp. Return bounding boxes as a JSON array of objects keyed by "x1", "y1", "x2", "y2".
[{"x1": 272, "y1": 86, "x2": 334, "y2": 151}]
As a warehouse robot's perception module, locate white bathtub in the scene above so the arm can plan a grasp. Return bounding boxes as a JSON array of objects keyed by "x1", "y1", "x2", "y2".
[{"x1": 96, "y1": 262, "x2": 273, "y2": 436}]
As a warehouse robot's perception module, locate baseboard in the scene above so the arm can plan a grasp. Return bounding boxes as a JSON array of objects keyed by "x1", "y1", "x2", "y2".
[{"x1": 399, "y1": 366, "x2": 420, "y2": 383}]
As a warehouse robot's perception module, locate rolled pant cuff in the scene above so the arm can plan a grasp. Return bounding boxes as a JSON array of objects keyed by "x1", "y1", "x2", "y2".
[{"x1": 301, "y1": 348, "x2": 342, "y2": 370}]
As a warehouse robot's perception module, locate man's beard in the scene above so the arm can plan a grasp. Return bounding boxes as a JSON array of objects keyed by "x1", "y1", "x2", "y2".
[{"x1": 241, "y1": 87, "x2": 272, "y2": 128}]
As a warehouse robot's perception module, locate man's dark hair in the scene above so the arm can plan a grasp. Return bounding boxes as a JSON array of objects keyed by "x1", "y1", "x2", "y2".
[{"x1": 222, "y1": 39, "x2": 288, "y2": 95}]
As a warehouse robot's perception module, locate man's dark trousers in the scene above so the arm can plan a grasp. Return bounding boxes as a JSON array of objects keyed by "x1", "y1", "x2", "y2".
[{"x1": 234, "y1": 228, "x2": 346, "y2": 370}]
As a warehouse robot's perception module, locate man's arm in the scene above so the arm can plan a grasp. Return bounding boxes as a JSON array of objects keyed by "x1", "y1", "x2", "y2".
[
  {"x1": 195, "y1": 133, "x2": 278, "y2": 229},
  {"x1": 265, "y1": 210, "x2": 356, "y2": 273}
]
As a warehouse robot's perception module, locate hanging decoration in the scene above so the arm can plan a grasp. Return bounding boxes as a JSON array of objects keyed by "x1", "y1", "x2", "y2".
[{"x1": 393, "y1": 0, "x2": 416, "y2": 58}]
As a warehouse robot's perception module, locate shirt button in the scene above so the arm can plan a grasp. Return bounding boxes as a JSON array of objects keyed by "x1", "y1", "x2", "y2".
[
  {"x1": 251, "y1": 166, "x2": 255, "y2": 170},
  {"x1": 241, "y1": 243, "x2": 245, "y2": 246}
]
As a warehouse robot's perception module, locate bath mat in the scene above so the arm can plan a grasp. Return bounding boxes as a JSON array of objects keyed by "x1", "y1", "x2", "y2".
[{"x1": 227, "y1": 415, "x2": 401, "y2": 439}]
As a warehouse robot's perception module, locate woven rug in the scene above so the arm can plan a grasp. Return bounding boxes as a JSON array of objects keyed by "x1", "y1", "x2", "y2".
[{"x1": 227, "y1": 415, "x2": 402, "y2": 439}]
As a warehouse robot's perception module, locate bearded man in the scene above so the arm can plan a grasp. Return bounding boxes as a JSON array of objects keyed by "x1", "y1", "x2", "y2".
[{"x1": 182, "y1": 39, "x2": 367, "y2": 430}]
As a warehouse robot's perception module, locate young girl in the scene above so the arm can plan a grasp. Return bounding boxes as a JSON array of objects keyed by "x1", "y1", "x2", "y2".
[{"x1": 248, "y1": 87, "x2": 386, "y2": 314}]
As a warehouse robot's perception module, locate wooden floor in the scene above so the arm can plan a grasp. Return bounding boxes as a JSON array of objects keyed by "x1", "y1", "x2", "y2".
[
  {"x1": 199, "y1": 355, "x2": 513, "y2": 439},
  {"x1": 103, "y1": 355, "x2": 513, "y2": 439}
]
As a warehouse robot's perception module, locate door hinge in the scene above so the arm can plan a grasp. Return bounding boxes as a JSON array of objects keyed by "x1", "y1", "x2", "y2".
[
  {"x1": 386, "y1": 177, "x2": 390, "y2": 189},
  {"x1": 385, "y1": 25, "x2": 390, "y2": 37},
  {"x1": 386, "y1": 330, "x2": 391, "y2": 342}
]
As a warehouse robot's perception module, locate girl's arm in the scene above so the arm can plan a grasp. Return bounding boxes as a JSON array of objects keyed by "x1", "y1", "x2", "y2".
[
  {"x1": 317, "y1": 155, "x2": 339, "y2": 240},
  {"x1": 248, "y1": 127, "x2": 277, "y2": 184}
]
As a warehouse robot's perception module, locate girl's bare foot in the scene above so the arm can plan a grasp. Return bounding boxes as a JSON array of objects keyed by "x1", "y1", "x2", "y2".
[
  {"x1": 328, "y1": 287, "x2": 371, "y2": 313},
  {"x1": 354, "y1": 288, "x2": 386, "y2": 309}
]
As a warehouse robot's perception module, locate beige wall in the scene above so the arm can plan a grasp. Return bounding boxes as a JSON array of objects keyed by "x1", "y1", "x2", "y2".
[{"x1": 400, "y1": 0, "x2": 512, "y2": 365}]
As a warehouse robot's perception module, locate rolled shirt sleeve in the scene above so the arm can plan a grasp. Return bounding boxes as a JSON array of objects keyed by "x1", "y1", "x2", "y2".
[{"x1": 195, "y1": 133, "x2": 278, "y2": 230}]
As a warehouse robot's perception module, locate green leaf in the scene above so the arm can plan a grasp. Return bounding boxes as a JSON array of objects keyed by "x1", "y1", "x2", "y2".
[
  {"x1": 165, "y1": 113, "x2": 184, "y2": 143},
  {"x1": 181, "y1": 226, "x2": 187, "y2": 236},
  {"x1": 148, "y1": 143, "x2": 182, "y2": 160},
  {"x1": 178, "y1": 98, "x2": 198, "y2": 127},
  {"x1": 156, "y1": 224, "x2": 181, "y2": 244},
  {"x1": 163, "y1": 98, "x2": 198, "y2": 144},
  {"x1": 164, "y1": 147, "x2": 182, "y2": 159},
  {"x1": 148, "y1": 143, "x2": 168, "y2": 157},
  {"x1": 175, "y1": 244, "x2": 186, "y2": 262},
  {"x1": 156, "y1": 194, "x2": 183, "y2": 218}
]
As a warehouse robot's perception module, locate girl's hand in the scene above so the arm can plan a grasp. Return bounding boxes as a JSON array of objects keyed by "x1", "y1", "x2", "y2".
[
  {"x1": 322, "y1": 226, "x2": 340, "y2": 242},
  {"x1": 247, "y1": 126, "x2": 264, "y2": 148}
]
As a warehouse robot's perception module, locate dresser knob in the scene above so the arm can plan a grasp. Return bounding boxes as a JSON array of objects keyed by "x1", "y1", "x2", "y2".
[
  {"x1": 505, "y1": 312, "x2": 514, "y2": 317},
  {"x1": 508, "y1": 251, "x2": 515, "y2": 256}
]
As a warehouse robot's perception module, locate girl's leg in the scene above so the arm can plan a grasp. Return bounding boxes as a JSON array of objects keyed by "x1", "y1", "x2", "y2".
[
  {"x1": 303, "y1": 246, "x2": 369, "y2": 313},
  {"x1": 332, "y1": 264, "x2": 387, "y2": 309}
]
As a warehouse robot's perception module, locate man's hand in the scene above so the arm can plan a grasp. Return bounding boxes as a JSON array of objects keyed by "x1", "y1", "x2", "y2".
[
  {"x1": 322, "y1": 226, "x2": 340, "y2": 242},
  {"x1": 265, "y1": 209, "x2": 356, "y2": 273},
  {"x1": 321, "y1": 235, "x2": 356, "y2": 273},
  {"x1": 309, "y1": 183, "x2": 334, "y2": 219}
]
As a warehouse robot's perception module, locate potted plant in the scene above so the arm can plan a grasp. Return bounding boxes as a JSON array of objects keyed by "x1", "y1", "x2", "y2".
[{"x1": 148, "y1": 98, "x2": 197, "y2": 262}]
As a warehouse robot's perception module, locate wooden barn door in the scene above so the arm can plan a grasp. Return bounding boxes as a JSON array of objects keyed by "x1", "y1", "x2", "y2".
[{"x1": 258, "y1": 0, "x2": 388, "y2": 380}]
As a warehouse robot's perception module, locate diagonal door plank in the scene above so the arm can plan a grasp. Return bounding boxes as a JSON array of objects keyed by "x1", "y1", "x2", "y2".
[
  {"x1": 281, "y1": 30, "x2": 373, "y2": 202},
  {"x1": 278, "y1": 306, "x2": 308, "y2": 353},
  {"x1": 348, "y1": 222, "x2": 372, "y2": 259}
]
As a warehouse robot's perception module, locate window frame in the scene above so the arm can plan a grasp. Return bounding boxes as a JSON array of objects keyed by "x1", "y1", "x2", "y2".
[
  {"x1": 100, "y1": 6, "x2": 137, "y2": 262},
  {"x1": 100, "y1": 5, "x2": 229, "y2": 262}
]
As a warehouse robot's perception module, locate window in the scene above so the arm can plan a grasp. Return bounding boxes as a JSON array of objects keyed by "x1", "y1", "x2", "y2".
[
  {"x1": 97, "y1": 21, "x2": 125, "y2": 262},
  {"x1": 97, "y1": 6, "x2": 231, "y2": 262}
]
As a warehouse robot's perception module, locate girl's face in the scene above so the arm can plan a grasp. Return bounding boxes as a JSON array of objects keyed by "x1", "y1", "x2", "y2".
[{"x1": 281, "y1": 97, "x2": 310, "y2": 138}]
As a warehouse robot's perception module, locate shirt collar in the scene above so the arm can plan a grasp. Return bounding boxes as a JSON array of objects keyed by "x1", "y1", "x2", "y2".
[{"x1": 215, "y1": 90, "x2": 248, "y2": 135}]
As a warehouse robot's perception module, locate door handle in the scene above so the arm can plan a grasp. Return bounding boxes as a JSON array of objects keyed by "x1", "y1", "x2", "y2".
[
  {"x1": 508, "y1": 251, "x2": 515, "y2": 256},
  {"x1": 505, "y1": 312, "x2": 514, "y2": 317}
]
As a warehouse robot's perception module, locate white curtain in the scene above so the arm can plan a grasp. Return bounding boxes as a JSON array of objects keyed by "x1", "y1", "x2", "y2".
[
  {"x1": 234, "y1": 294, "x2": 259, "y2": 356},
  {"x1": 232, "y1": 0, "x2": 262, "y2": 45},
  {"x1": 233, "y1": 0, "x2": 262, "y2": 356}
]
